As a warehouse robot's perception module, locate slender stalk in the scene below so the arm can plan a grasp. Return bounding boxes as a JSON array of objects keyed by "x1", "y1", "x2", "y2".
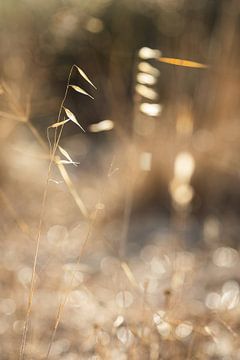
[
  {"x1": 19, "y1": 125, "x2": 64, "y2": 360},
  {"x1": 19, "y1": 66, "x2": 76, "y2": 360},
  {"x1": 45, "y1": 208, "x2": 97, "y2": 359},
  {"x1": 45, "y1": 161, "x2": 112, "y2": 359}
]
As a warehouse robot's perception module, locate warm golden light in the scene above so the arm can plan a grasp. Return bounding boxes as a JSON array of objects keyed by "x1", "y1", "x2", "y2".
[
  {"x1": 89, "y1": 119, "x2": 114, "y2": 132},
  {"x1": 140, "y1": 103, "x2": 162, "y2": 117},
  {"x1": 138, "y1": 62, "x2": 160, "y2": 77},
  {"x1": 137, "y1": 72, "x2": 157, "y2": 86},
  {"x1": 174, "y1": 152, "x2": 195, "y2": 182},
  {"x1": 138, "y1": 47, "x2": 161, "y2": 60},
  {"x1": 170, "y1": 181, "x2": 194, "y2": 206},
  {"x1": 135, "y1": 84, "x2": 158, "y2": 100}
]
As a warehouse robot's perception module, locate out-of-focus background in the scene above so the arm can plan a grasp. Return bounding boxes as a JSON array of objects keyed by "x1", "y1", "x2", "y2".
[{"x1": 1, "y1": 0, "x2": 240, "y2": 359}]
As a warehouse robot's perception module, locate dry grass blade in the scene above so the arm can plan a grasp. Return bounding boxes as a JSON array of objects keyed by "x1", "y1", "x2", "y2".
[
  {"x1": 57, "y1": 160, "x2": 79, "y2": 166},
  {"x1": 76, "y1": 65, "x2": 97, "y2": 89},
  {"x1": 57, "y1": 145, "x2": 80, "y2": 166},
  {"x1": 57, "y1": 161, "x2": 88, "y2": 218},
  {"x1": 19, "y1": 178, "x2": 50, "y2": 360},
  {"x1": 50, "y1": 119, "x2": 70, "y2": 128},
  {"x1": 18, "y1": 64, "x2": 94, "y2": 358},
  {"x1": 70, "y1": 85, "x2": 94, "y2": 99},
  {"x1": 20, "y1": 104, "x2": 66, "y2": 360},
  {"x1": 58, "y1": 145, "x2": 76, "y2": 163},
  {"x1": 63, "y1": 107, "x2": 85, "y2": 132},
  {"x1": 158, "y1": 57, "x2": 208, "y2": 68}
]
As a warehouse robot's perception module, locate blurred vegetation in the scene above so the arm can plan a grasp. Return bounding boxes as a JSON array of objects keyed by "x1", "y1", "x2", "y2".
[{"x1": 1, "y1": 0, "x2": 240, "y2": 359}]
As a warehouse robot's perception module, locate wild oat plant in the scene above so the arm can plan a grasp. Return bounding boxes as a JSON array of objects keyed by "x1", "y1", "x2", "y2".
[{"x1": 1, "y1": 45, "x2": 240, "y2": 360}]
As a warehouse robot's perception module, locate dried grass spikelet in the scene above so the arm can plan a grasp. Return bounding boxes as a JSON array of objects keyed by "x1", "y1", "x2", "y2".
[
  {"x1": 57, "y1": 145, "x2": 80, "y2": 166},
  {"x1": 70, "y1": 85, "x2": 94, "y2": 99},
  {"x1": 63, "y1": 107, "x2": 85, "y2": 132},
  {"x1": 50, "y1": 119, "x2": 70, "y2": 128},
  {"x1": 75, "y1": 66, "x2": 97, "y2": 89}
]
